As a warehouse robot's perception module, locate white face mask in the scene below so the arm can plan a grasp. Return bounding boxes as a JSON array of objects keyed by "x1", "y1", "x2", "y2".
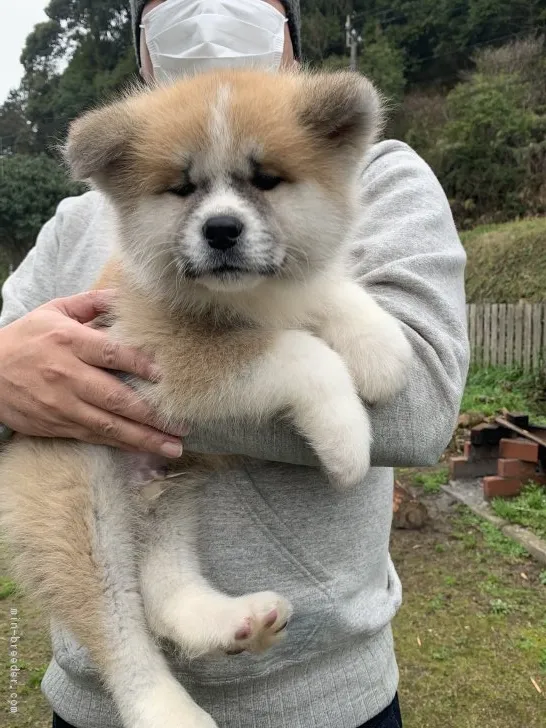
[{"x1": 141, "y1": 0, "x2": 288, "y2": 84}]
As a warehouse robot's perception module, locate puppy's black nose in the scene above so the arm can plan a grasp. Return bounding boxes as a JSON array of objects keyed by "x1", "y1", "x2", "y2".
[{"x1": 203, "y1": 216, "x2": 244, "y2": 250}]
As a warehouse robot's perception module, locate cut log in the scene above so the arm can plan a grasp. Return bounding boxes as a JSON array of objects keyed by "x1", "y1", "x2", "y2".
[{"x1": 393, "y1": 482, "x2": 428, "y2": 530}]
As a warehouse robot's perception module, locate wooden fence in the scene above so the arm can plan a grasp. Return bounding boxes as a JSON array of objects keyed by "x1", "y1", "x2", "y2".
[{"x1": 467, "y1": 303, "x2": 546, "y2": 371}]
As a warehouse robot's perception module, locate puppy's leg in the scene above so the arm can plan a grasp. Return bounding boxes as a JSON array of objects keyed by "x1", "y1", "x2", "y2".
[
  {"x1": 316, "y1": 280, "x2": 413, "y2": 404},
  {"x1": 189, "y1": 330, "x2": 372, "y2": 489},
  {"x1": 0, "y1": 439, "x2": 217, "y2": 728},
  {"x1": 141, "y1": 479, "x2": 292, "y2": 658},
  {"x1": 261, "y1": 330, "x2": 374, "y2": 488}
]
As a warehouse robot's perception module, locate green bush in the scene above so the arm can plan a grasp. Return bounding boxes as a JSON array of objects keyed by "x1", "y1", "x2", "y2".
[
  {"x1": 0, "y1": 153, "x2": 82, "y2": 264},
  {"x1": 437, "y1": 72, "x2": 545, "y2": 227},
  {"x1": 398, "y1": 36, "x2": 546, "y2": 228},
  {"x1": 392, "y1": 90, "x2": 447, "y2": 164},
  {"x1": 359, "y1": 28, "x2": 406, "y2": 106}
]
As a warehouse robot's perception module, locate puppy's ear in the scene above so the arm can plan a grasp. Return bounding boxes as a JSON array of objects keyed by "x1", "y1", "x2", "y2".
[
  {"x1": 63, "y1": 100, "x2": 134, "y2": 182},
  {"x1": 298, "y1": 71, "x2": 383, "y2": 152}
]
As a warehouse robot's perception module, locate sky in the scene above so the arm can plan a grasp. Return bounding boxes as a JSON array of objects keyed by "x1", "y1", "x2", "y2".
[{"x1": 0, "y1": 0, "x2": 49, "y2": 103}]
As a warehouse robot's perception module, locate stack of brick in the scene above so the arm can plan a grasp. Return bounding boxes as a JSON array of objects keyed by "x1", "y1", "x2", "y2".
[
  {"x1": 482, "y1": 438, "x2": 543, "y2": 498},
  {"x1": 450, "y1": 414, "x2": 546, "y2": 500}
]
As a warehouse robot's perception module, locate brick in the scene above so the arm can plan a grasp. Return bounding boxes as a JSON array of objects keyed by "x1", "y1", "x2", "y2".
[
  {"x1": 497, "y1": 458, "x2": 538, "y2": 479},
  {"x1": 464, "y1": 441, "x2": 471, "y2": 457},
  {"x1": 471, "y1": 423, "x2": 510, "y2": 446},
  {"x1": 450, "y1": 455, "x2": 498, "y2": 480},
  {"x1": 467, "y1": 442, "x2": 500, "y2": 462},
  {"x1": 528, "y1": 426, "x2": 546, "y2": 441},
  {"x1": 499, "y1": 438, "x2": 539, "y2": 463},
  {"x1": 506, "y1": 412, "x2": 529, "y2": 429},
  {"x1": 482, "y1": 476, "x2": 524, "y2": 499}
]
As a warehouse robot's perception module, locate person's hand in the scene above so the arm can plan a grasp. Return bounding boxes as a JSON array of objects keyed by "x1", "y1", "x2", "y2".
[{"x1": 0, "y1": 290, "x2": 184, "y2": 457}]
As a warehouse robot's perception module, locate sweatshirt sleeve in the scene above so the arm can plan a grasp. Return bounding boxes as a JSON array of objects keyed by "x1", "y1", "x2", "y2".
[
  {"x1": 185, "y1": 141, "x2": 470, "y2": 467},
  {"x1": 0, "y1": 216, "x2": 61, "y2": 327}
]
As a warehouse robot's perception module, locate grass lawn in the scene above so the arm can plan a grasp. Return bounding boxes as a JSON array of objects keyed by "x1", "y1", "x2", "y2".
[
  {"x1": 461, "y1": 367, "x2": 546, "y2": 422},
  {"x1": 0, "y1": 545, "x2": 51, "y2": 728},
  {"x1": 461, "y1": 216, "x2": 546, "y2": 303},
  {"x1": 393, "y1": 503, "x2": 546, "y2": 728},
  {"x1": 491, "y1": 485, "x2": 546, "y2": 540}
]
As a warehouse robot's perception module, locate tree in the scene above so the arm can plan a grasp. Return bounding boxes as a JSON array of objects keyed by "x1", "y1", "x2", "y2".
[
  {"x1": 437, "y1": 71, "x2": 546, "y2": 226},
  {"x1": 9, "y1": 0, "x2": 137, "y2": 157},
  {"x1": 0, "y1": 154, "x2": 82, "y2": 263},
  {"x1": 0, "y1": 91, "x2": 34, "y2": 156},
  {"x1": 359, "y1": 26, "x2": 406, "y2": 104}
]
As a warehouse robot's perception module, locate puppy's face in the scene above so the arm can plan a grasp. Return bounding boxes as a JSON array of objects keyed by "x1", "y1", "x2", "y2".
[{"x1": 66, "y1": 70, "x2": 381, "y2": 298}]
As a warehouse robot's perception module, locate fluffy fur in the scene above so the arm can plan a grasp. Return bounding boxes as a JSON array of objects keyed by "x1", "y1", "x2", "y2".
[{"x1": 0, "y1": 69, "x2": 411, "y2": 728}]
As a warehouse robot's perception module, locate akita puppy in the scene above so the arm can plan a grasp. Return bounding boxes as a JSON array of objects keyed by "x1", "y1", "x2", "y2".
[{"x1": 0, "y1": 69, "x2": 411, "y2": 728}]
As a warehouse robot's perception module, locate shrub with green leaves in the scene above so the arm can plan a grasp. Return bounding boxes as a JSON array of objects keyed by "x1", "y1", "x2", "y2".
[
  {"x1": 359, "y1": 27, "x2": 406, "y2": 106},
  {"x1": 437, "y1": 72, "x2": 545, "y2": 227},
  {"x1": 0, "y1": 153, "x2": 82, "y2": 265}
]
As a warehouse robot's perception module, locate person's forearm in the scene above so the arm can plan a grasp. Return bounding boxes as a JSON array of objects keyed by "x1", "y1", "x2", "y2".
[{"x1": 185, "y1": 418, "x2": 319, "y2": 467}]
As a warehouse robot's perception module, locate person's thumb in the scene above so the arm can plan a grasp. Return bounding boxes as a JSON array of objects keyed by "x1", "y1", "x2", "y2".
[{"x1": 46, "y1": 289, "x2": 117, "y2": 324}]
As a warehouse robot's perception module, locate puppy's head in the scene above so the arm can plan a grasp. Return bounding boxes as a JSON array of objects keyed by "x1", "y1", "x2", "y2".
[{"x1": 65, "y1": 70, "x2": 382, "y2": 298}]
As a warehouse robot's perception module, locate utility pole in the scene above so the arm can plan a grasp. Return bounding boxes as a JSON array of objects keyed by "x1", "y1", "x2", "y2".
[{"x1": 345, "y1": 14, "x2": 362, "y2": 72}]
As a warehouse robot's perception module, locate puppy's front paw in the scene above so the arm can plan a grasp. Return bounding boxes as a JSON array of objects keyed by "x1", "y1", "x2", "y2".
[
  {"x1": 320, "y1": 410, "x2": 371, "y2": 490},
  {"x1": 354, "y1": 326, "x2": 412, "y2": 405},
  {"x1": 318, "y1": 284, "x2": 413, "y2": 406},
  {"x1": 302, "y1": 394, "x2": 372, "y2": 490},
  {"x1": 335, "y1": 320, "x2": 412, "y2": 406}
]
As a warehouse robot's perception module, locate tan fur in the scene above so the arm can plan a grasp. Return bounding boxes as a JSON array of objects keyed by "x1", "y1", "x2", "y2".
[
  {"x1": 65, "y1": 69, "x2": 381, "y2": 204},
  {"x1": 0, "y1": 439, "x2": 109, "y2": 664},
  {"x1": 0, "y1": 69, "x2": 392, "y2": 725}
]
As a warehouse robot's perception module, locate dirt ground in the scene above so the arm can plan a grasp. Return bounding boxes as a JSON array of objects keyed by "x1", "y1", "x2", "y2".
[
  {"x1": 1, "y1": 491, "x2": 545, "y2": 728},
  {"x1": 392, "y1": 492, "x2": 545, "y2": 728}
]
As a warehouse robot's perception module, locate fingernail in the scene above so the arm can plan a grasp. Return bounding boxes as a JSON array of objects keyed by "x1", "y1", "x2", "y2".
[
  {"x1": 149, "y1": 365, "x2": 162, "y2": 382},
  {"x1": 160, "y1": 441, "x2": 183, "y2": 458}
]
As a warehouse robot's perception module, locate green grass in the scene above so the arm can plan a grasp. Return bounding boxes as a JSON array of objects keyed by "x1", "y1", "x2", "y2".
[
  {"x1": 456, "y1": 508, "x2": 529, "y2": 559},
  {"x1": 491, "y1": 484, "x2": 546, "y2": 540},
  {"x1": 461, "y1": 366, "x2": 546, "y2": 420},
  {"x1": 0, "y1": 577, "x2": 17, "y2": 599},
  {"x1": 393, "y1": 505, "x2": 546, "y2": 728},
  {"x1": 461, "y1": 216, "x2": 546, "y2": 303},
  {"x1": 412, "y1": 467, "x2": 449, "y2": 493}
]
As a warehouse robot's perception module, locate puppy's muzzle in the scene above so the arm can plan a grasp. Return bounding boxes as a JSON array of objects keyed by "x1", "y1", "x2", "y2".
[{"x1": 203, "y1": 215, "x2": 244, "y2": 251}]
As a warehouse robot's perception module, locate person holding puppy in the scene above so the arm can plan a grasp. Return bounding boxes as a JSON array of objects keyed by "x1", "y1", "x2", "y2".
[{"x1": 0, "y1": 2, "x2": 469, "y2": 728}]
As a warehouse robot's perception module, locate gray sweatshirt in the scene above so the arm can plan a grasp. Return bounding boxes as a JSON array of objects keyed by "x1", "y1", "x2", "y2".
[{"x1": 0, "y1": 140, "x2": 469, "y2": 728}]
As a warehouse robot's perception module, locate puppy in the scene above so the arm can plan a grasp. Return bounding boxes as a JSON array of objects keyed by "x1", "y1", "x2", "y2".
[{"x1": 0, "y1": 69, "x2": 412, "y2": 728}]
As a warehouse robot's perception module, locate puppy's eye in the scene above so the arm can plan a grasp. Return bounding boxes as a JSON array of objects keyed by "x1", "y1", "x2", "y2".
[
  {"x1": 168, "y1": 181, "x2": 197, "y2": 198},
  {"x1": 252, "y1": 171, "x2": 284, "y2": 192}
]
